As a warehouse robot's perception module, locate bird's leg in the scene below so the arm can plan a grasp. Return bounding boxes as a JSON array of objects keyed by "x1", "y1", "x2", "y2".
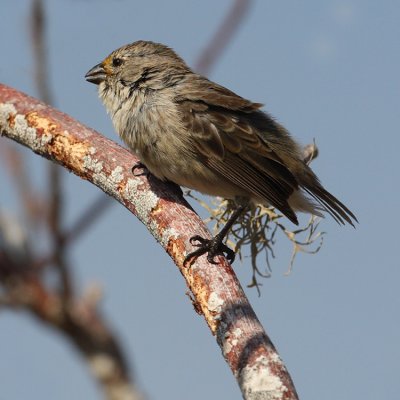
[
  {"x1": 184, "y1": 204, "x2": 247, "y2": 266},
  {"x1": 132, "y1": 162, "x2": 149, "y2": 177}
]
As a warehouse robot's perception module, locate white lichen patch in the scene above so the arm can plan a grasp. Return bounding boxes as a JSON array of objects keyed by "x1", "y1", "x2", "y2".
[
  {"x1": 109, "y1": 166, "x2": 124, "y2": 186},
  {"x1": 233, "y1": 327, "x2": 243, "y2": 338},
  {"x1": 95, "y1": 173, "x2": 121, "y2": 199},
  {"x1": 268, "y1": 352, "x2": 282, "y2": 364},
  {"x1": 14, "y1": 114, "x2": 41, "y2": 149},
  {"x1": 0, "y1": 103, "x2": 16, "y2": 124},
  {"x1": 83, "y1": 154, "x2": 103, "y2": 174},
  {"x1": 157, "y1": 226, "x2": 181, "y2": 248},
  {"x1": 241, "y1": 355, "x2": 287, "y2": 399},
  {"x1": 0, "y1": 104, "x2": 48, "y2": 152},
  {"x1": 124, "y1": 178, "x2": 159, "y2": 224},
  {"x1": 208, "y1": 292, "x2": 224, "y2": 316},
  {"x1": 89, "y1": 146, "x2": 97, "y2": 155},
  {"x1": 81, "y1": 154, "x2": 126, "y2": 200},
  {"x1": 40, "y1": 132, "x2": 53, "y2": 147},
  {"x1": 223, "y1": 326, "x2": 242, "y2": 356},
  {"x1": 224, "y1": 340, "x2": 233, "y2": 354}
]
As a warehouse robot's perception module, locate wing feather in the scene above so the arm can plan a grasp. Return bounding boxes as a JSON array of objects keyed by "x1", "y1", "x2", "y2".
[
  {"x1": 178, "y1": 96, "x2": 300, "y2": 223},
  {"x1": 174, "y1": 74, "x2": 357, "y2": 226}
]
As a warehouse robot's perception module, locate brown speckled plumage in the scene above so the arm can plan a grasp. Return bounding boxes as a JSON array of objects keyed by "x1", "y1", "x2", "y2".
[{"x1": 86, "y1": 40, "x2": 357, "y2": 227}]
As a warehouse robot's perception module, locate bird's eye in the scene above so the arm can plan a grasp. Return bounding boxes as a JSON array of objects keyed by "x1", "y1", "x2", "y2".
[{"x1": 112, "y1": 57, "x2": 123, "y2": 67}]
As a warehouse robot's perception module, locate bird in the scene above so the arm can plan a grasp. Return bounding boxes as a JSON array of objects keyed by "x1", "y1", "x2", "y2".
[{"x1": 85, "y1": 40, "x2": 357, "y2": 264}]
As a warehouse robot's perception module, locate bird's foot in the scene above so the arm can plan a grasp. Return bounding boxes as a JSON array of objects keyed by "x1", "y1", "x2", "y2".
[
  {"x1": 132, "y1": 162, "x2": 149, "y2": 177},
  {"x1": 184, "y1": 235, "x2": 235, "y2": 266}
]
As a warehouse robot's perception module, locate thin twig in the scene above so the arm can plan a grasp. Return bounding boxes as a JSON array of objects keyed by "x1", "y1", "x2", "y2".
[
  {"x1": 31, "y1": 0, "x2": 113, "y2": 270},
  {"x1": 0, "y1": 140, "x2": 44, "y2": 226},
  {"x1": 1, "y1": 273, "x2": 140, "y2": 399},
  {"x1": 30, "y1": 0, "x2": 73, "y2": 300},
  {"x1": 0, "y1": 191, "x2": 141, "y2": 400},
  {"x1": 32, "y1": 196, "x2": 112, "y2": 270},
  {"x1": 61, "y1": 195, "x2": 112, "y2": 246},
  {"x1": 30, "y1": 0, "x2": 53, "y2": 105}
]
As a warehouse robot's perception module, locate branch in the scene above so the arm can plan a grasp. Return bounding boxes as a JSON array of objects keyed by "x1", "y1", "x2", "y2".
[
  {"x1": 0, "y1": 208, "x2": 141, "y2": 400},
  {"x1": 0, "y1": 84, "x2": 299, "y2": 400},
  {"x1": 1, "y1": 270, "x2": 140, "y2": 400},
  {"x1": 30, "y1": 0, "x2": 73, "y2": 301},
  {"x1": 30, "y1": 0, "x2": 54, "y2": 105},
  {"x1": 0, "y1": 140, "x2": 45, "y2": 226}
]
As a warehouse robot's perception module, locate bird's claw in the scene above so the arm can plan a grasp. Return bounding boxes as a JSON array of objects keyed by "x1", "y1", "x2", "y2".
[
  {"x1": 132, "y1": 162, "x2": 149, "y2": 177},
  {"x1": 184, "y1": 235, "x2": 235, "y2": 266}
]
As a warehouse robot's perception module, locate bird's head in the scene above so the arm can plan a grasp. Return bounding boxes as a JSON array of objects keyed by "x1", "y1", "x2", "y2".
[{"x1": 85, "y1": 40, "x2": 189, "y2": 95}]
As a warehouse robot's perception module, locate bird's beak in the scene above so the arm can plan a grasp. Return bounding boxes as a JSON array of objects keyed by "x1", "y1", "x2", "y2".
[{"x1": 85, "y1": 63, "x2": 106, "y2": 85}]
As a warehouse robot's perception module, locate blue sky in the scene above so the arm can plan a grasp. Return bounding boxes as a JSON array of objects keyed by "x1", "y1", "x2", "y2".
[{"x1": 1, "y1": 1, "x2": 399, "y2": 399}]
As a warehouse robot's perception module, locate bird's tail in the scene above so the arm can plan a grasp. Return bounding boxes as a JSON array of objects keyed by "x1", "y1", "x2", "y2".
[
  {"x1": 293, "y1": 164, "x2": 357, "y2": 227},
  {"x1": 303, "y1": 183, "x2": 357, "y2": 226}
]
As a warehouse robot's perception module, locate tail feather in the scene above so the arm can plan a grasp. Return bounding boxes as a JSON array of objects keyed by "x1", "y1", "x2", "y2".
[{"x1": 303, "y1": 184, "x2": 357, "y2": 227}]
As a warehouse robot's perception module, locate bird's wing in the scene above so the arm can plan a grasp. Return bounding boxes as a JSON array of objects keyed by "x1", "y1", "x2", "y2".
[
  {"x1": 175, "y1": 75, "x2": 357, "y2": 226},
  {"x1": 175, "y1": 78, "x2": 301, "y2": 224},
  {"x1": 174, "y1": 75, "x2": 300, "y2": 163}
]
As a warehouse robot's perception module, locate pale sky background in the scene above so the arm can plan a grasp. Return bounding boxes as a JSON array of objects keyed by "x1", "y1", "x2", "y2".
[{"x1": 1, "y1": 1, "x2": 399, "y2": 399}]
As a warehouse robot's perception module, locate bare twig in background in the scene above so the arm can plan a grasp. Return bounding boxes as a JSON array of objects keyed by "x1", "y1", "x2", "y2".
[
  {"x1": 33, "y1": 195, "x2": 112, "y2": 270},
  {"x1": 61, "y1": 195, "x2": 112, "y2": 247},
  {"x1": 195, "y1": 0, "x2": 252, "y2": 74},
  {"x1": 30, "y1": 0, "x2": 54, "y2": 105},
  {"x1": 0, "y1": 141, "x2": 44, "y2": 226},
  {"x1": 30, "y1": 0, "x2": 73, "y2": 300},
  {"x1": 32, "y1": 0, "x2": 114, "y2": 268},
  {"x1": 0, "y1": 215, "x2": 140, "y2": 400},
  {"x1": 0, "y1": 90, "x2": 142, "y2": 398},
  {"x1": 0, "y1": 84, "x2": 299, "y2": 400}
]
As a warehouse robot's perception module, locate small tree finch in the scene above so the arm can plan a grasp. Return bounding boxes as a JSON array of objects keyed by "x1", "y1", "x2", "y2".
[{"x1": 86, "y1": 41, "x2": 357, "y2": 264}]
